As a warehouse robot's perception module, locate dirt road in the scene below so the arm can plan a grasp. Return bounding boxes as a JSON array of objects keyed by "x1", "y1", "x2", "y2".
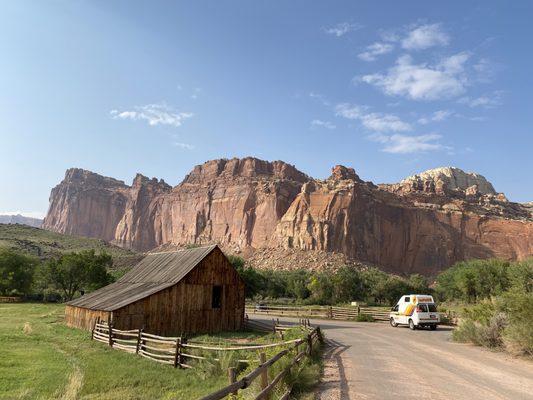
[{"x1": 252, "y1": 315, "x2": 533, "y2": 400}]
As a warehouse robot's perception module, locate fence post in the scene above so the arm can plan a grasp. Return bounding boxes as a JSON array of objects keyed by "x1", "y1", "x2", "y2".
[
  {"x1": 259, "y1": 352, "x2": 268, "y2": 398},
  {"x1": 174, "y1": 337, "x2": 181, "y2": 368},
  {"x1": 357, "y1": 305, "x2": 361, "y2": 317},
  {"x1": 328, "y1": 306, "x2": 333, "y2": 319},
  {"x1": 307, "y1": 333, "x2": 313, "y2": 355},
  {"x1": 228, "y1": 367, "x2": 237, "y2": 396},
  {"x1": 181, "y1": 336, "x2": 188, "y2": 366},
  {"x1": 107, "y1": 323, "x2": 113, "y2": 347},
  {"x1": 136, "y1": 328, "x2": 143, "y2": 354},
  {"x1": 91, "y1": 317, "x2": 99, "y2": 340}
]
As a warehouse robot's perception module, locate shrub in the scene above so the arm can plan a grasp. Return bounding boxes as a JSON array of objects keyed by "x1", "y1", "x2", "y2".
[{"x1": 356, "y1": 314, "x2": 374, "y2": 322}]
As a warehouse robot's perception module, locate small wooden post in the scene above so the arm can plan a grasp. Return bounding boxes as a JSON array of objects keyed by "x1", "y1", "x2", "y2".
[
  {"x1": 307, "y1": 333, "x2": 313, "y2": 355},
  {"x1": 279, "y1": 330, "x2": 284, "y2": 340},
  {"x1": 259, "y1": 352, "x2": 268, "y2": 397},
  {"x1": 174, "y1": 338, "x2": 181, "y2": 368},
  {"x1": 357, "y1": 305, "x2": 361, "y2": 317},
  {"x1": 307, "y1": 318, "x2": 311, "y2": 327},
  {"x1": 228, "y1": 367, "x2": 237, "y2": 396},
  {"x1": 316, "y1": 326, "x2": 324, "y2": 343},
  {"x1": 108, "y1": 323, "x2": 114, "y2": 347},
  {"x1": 136, "y1": 328, "x2": 143, "y2": 354},
  {"x1": 180, "y1": 336, "x2": 188, "y2": 366},
  {"x1": 328, "y1": 306, "x2": 333, "y2": 319},
  {"x1": 91, "y1": 316, "x2": 99, "y2": 340}
]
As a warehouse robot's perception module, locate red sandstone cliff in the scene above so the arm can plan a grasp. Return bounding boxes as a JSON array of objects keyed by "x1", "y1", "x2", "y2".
[{"x1": 42, "y1": 159, "x2": 532, "y2": 275}]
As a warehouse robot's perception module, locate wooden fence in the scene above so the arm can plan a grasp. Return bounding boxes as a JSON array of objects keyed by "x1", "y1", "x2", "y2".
[
  {"x1": 0, "y1": 296, "x2": 22, "y2": 303},
  {"x1": 92, "y1": 318, "x2": 317, "y2": 369},
  {"x1": 246, "y1": 304, "x2": 391, "y2": 321},
  {"x1": 200, "y1": 326, "x2": 322, "y2": 400}
]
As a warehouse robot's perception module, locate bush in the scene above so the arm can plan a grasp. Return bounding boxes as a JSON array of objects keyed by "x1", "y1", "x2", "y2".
[
  {"x1": 453, "y1": 290, "x2": 533, "y2": 355},
  {"x1": 356, "y1": 314, "x2": 375, "y2": 322}
]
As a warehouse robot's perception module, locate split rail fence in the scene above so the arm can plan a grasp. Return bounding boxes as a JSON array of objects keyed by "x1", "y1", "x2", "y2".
[
  {"x1": 91, "y1": 318, "x2": 320, "y2": 368},
  {"x1": 245, "y1": 304, "x2": 391, "y2": 321},
  {"x1": 200, "y1": 325, "x2": 322, "y2": 400}
]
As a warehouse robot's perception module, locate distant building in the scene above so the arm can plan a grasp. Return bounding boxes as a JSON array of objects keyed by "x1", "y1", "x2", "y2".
[{"x1": 65, "y1": 245, "x2": 245, "y2": 335}]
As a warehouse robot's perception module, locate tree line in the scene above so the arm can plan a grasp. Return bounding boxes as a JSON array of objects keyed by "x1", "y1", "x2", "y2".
[
  {"x1": 0, "y1": 248, "x2": 113, "y2": 301},
  {"x1": 229, "y1": 255, "x2": 431, "y2": 306}
]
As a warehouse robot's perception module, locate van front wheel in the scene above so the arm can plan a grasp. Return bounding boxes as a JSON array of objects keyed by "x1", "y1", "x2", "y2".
[
  {"x1": 409, "y1": 319, "x2": 416, "y2": 330},
  {"x1": 390, "y1": 317, "x2": 397, "y2": 327}
]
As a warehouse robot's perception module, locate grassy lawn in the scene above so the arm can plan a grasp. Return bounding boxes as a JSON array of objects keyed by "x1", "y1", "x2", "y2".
[{"x1": 0, "y1": 303, "x2": 229, "y2": 400}]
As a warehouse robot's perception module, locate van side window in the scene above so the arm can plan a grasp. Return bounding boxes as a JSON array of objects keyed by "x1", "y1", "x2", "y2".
[{"x1": 404, "y1": 297, "x2": 410, "y2": 302}]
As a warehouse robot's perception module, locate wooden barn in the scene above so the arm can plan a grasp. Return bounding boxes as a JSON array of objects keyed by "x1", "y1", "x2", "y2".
[{"x1": 65, "y1": 245, "x2": 245, "y2": 335}]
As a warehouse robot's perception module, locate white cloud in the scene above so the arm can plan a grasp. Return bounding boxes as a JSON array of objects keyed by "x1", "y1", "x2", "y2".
[
  {"x1": 370, "y1": 133, "x2": 447, "y2": 154},
  {"x1": 473, "y1": 58, "x2": 498, "y2": 83},
  {"x1": 172, "y1": 142, "x2": 195, "y2": 150},
  {"x1": 358, "y1": 42, "x2": 394, "y2": 62},
  {"x1": 458, "y1": 91, "x2": 503, "y2": 108},
  {"x1": 309, "y1": 92, "x2": 331, "y2": 106},
  {"x1": 324, "y1": 22, "x2": 362, "y2": 37},
  {"x1": 335, "y1": 103, "x2": 411, "y2": 132},
  {"x1": 111, "y1": 103, "x2": 193, "y2": 127},
  {"x1": 190, "y1": 87, "x2": 202, "y2": 100},
  {"x1": 402, "y1": 23, "x2": 449, "y2": 50},
  {"x1": 360, "y1": 53, "x2": 470, "y2": 101},
  {"x1": 335, "y1": 103, "x2": 366, "y2": 120},
  {"x1": 360, "y1": 113, "x2": 411, "y2": 132},
  {"x1": 418, "y1": 109, "x2": 454, "y2": 124},
  {"x1": 311, "y1": 119, "x2": 336, "y2": 129}
]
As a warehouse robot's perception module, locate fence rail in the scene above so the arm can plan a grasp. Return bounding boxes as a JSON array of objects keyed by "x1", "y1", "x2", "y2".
[
  {"x1": 199, "y1": 326, "x2": 322, "y2": 400},
  {"x1": 91, "y1": 318, "x2": 316, "y2": 368},
  {"x1": 246, "y1": 304, "x2": 456, "y2": 324},
  {"x1": 245, "y1": 304, "x2": 392, "y2": 321}
]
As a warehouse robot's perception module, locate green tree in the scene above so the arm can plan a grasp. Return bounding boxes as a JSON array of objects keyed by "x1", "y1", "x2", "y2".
[
  {"x1": 0, "y1": 249, "x2": 37, "y2": 296},
  {"x1": 40, "y1": 250, "x2": 113, "y2": 300},
  {"x1": 331, "y1": 266, "x2": 363, "y2": 304}
]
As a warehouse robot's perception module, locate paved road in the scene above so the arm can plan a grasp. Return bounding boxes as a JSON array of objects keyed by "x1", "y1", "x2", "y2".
[{"x1": 252, "y1": 315, "x2": 533, "y2": 400}]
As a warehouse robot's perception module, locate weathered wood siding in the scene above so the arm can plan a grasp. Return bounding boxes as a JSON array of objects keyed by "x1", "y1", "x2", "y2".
[
  {"x1": 65, "y1": 305, "x2": 111, "y2": 330},
  {"x1": 113, "y1": 247, "x2": 244, "y2": 335},
  {"x1": 66, "y1": 247, "x2": 245, "y2": 335}
]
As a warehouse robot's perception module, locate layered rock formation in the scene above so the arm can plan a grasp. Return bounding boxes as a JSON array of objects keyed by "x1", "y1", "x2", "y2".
[{"x1": 43, "y1": 158, "x2": 532, "y2": 275}]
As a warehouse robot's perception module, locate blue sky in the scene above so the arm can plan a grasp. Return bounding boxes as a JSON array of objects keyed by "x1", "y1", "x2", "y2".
[{"x1": 1, "y1": 1, "x2": 532, "y2": 218}]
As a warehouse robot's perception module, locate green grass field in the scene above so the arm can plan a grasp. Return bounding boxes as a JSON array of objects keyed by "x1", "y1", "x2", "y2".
[
  {"x1": 0, "y1": 224, "x2": 140, "y2": 267},
  {"x1": 0, "y1": 303, "x2": 231, "y2": 400}
]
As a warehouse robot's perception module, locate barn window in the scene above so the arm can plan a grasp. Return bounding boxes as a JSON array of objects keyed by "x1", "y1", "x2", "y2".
[{"x1": 212, "y1": 285, "x2": 222, "y2": 309}]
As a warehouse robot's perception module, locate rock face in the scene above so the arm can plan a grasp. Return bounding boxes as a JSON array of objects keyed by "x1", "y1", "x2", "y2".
[{"x1": 43, "y1": 159, "x2": 533, "y2": 275}]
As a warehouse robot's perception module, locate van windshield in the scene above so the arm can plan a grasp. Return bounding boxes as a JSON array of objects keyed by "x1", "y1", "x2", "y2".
[
  {"x1": 428, "y1": 304, "x2": 437, "y2": 312},
  {"x1": 417, "y1": 304, "x2": 428, "y2": 312}
]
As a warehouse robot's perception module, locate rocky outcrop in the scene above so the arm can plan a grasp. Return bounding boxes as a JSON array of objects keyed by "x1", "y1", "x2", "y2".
[
  {"x1": 275, "y1": 170, "x2": 531, "y2": 275},
  {"x1": 43, "y1": 159, "x2": 533, "y2": 275}
]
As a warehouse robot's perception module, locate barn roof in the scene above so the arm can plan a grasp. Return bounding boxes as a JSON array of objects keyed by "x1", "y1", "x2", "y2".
[{"x1": 67, "y1": 244, "x2": 218, "y2": 311}]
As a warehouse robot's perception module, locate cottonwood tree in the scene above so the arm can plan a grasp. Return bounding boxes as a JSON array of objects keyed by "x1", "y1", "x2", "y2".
[
  {"x1": 0, "y1": 249, "x2": 37, "y2": 296},
  {"x1": 40, "y1": 250, "x2": 113, "y2": 300}
]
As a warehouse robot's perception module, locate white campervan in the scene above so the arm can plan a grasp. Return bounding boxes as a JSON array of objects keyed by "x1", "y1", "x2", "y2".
[{"x1": 389, "y1": 294, "x2": 440, "y2": 330}]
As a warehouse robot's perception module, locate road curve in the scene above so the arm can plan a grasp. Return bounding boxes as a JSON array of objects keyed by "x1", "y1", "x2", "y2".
[{"x1": 252, "y1": 315, "x2": 533, "y2": 400}]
